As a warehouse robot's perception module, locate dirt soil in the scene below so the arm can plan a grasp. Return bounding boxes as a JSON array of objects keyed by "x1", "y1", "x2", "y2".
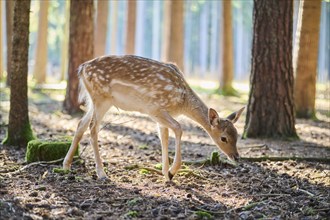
[{"x1": 0, "y1": 88, "x2": 329, "y2": 219}]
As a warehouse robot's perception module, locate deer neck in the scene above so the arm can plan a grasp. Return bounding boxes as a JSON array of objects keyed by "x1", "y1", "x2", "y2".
[{"x1": 183, "y1": 91, "x2": 212, "y2": 134}]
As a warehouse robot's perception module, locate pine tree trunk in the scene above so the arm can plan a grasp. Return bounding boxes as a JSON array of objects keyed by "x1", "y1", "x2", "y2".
[
  {"x1": 33, "y1": 0, "x2": 49, "y2": 84},
  {"x1": 220, "y1": 0, "x2": 235, "y2": 94},
  {"x1": 166, "y1": 0, "x2": 184, "y2": 71},
  {"x1": 162, "y1": 0, "x2": 171, "y2": 62},
  {"x1": 60, "y1": 0, "x2": 70, "y2": 81},
  {"x1": 95, "y1": 0, "x2": 109, "y2": 57},
  {"x1": 3, "y1": 0, "x2": 34, "y2": 147},
  {"x1": 244, "y1": 0, "x2": 297, "y2": 139},
  {"x1": 5, "y1": 0, "x2": 14, "y2": 86},
  {"x1": 63, "y1": 0, "x2": 94, "y2": 114},
  {"x1": 293, "y1": 0, "x2": 322, "y2": 118},
  {"x1": 0, "y1": 2, "x2": 3, "y2": 80},
  {"x1": 125, "y1": 0, "x2": 136, "y2": 55},
  {"x1": 152, "y1": 0, "x2": 161, "y2": 60},
  {"x1": 110, "y1": 0, "x2": 118, "y2": 54}
]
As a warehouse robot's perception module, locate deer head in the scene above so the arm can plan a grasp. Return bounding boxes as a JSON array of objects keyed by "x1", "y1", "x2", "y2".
[{"x1": 208, "y1": 107, "x2": 245, "y2": 162}]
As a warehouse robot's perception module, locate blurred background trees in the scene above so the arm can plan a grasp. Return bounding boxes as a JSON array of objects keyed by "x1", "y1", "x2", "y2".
[
  {"x1": 33, "y1": 0, "x2": 49, "y2": 84},
  {"x1": 94, "y1": 0, "x2": 109, "y2": 57},
  {"x1": 1, "y1": 0, "x2": 328, "y2": 84},
  {"x1": 294, "y1": 0, "x2": 322, "y2": 119}
]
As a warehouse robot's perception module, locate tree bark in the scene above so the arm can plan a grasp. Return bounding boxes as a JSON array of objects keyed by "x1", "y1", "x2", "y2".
[
  {"x1": 293, "y1": 0, "x2": 322, "y2": 118},
  {"x1": 60, "y1": 0, "x2": 70, "y2": 81},
  {"x1": 166, "y1": 0, "x2": 184, "y2": 71},
  {"x1": 161, "y1": 0, "x2": 171, "y2": 62},
  {"x1": 152, "y1": 0, "x2": 161, "y2": 60},
  {"x1": 33, "y1": 0, "x2": 49, "y2": 84},
  {"x1": 95, "y1": 0, "x2": 109, "y2": 57},
  {"x1": 63, "y1": 0, "x2": 94, "y2": 114},
  {"x1": 244, "y1": 0, "x2": 297, "y2": 139},
  {"x1": 125, "y1": 0, "x2": 136, "y2": 55},
  {"x1": 220, "y1": 0, "x2": 235, "y2": 95},
  {"x1": 3, "y1": 0, "x2": 34, "y2": 147},
  {"x1": 110, "y1": 0, "x2": 118, "y2": 54},
  {"x1": 0, "y1": 2, "x2": 3, "y2": 80},
  {"x1": 5, "y1": 0, "x2": 14, "y2": 86}
]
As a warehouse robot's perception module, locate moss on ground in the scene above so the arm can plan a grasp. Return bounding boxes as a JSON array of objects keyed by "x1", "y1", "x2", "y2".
[{"x1": 25, "y1": 139, "x2": 79, "y2": 163}]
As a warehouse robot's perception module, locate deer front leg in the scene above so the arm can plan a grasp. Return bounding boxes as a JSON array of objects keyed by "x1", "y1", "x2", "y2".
[
  {"x1": 63, "y1": 109, "x2": 93, "y2": 170},
  {"x1": 168, "y1": 124, "x2": 182, "y2": 180},
  {"x1": 153, "y1": 111, "x2": 182, "y2": 181},
  {"x1": 158, "y1": 125, "x2": 170, "y2": 181}
]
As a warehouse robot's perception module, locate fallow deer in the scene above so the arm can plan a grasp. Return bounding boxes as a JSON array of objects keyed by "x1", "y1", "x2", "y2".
[{"x1": 63, "y1": 55, "x2": 244, "y2": 181}]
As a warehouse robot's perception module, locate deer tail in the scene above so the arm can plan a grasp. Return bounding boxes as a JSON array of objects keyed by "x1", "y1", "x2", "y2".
[{"x1": 77, "y1": 64, "x2": 93, "y2": 112}]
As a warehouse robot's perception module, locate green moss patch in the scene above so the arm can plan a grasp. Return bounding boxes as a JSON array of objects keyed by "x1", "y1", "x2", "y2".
[
  {"x1": 194, "y1": 210, "x2": 213, "y2": 219},
  {"x1": 26, "y1": 139, "x2": 79, "y2": 163}
]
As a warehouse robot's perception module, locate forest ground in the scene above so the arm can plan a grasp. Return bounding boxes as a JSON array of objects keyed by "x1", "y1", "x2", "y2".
[{"x1": 0, "y1": 81, "x2": 329, "y2": 219}]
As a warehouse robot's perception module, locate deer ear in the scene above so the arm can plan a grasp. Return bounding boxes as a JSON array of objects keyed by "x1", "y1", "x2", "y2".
[
  {"x1": 208, "y1": 108, "x2": 219, "y2": 126},
  {"x1": 226, "y1": 107, "x2": 245, "y2": 123}
]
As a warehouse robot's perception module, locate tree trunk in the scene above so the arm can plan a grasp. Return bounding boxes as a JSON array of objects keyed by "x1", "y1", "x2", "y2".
[
  {"x1": 0, "y1": 2, "x2": 3, "y2": 80},
  {"x1": 125, "y1": 0, "x2": 136, "y2": 55},
  {"x1": 95, "y1": 0, "x2": 109, "y2": 57},
  {"x1": 166, "y1": 0, "x2": 184, "y2": 71},
  {"x1": 220, "y1": 0, "x2": 235, "y2": 95},
  {"x1": 60, "y1": 0, "x2": 70, "y2": 81},
  {"x1": 162, "y1": 0, "x2": 171, "y2": 62},
  {"x1": 33, "y1": 0, "x2": 49, "y2": 84},
  {"x1": 244, "y1": 0, "x2": 297, "y2": 139},
  {"x1": 3, "y1": 0, "x2": 34, "y2": 147},
  {"x1": 63, "y1": 0, "x2": 94, "y2": 114},
  {"x1": 152, "y1": 0, "x2": 161, "y2": 60},
  {"x1": 293, "y1": 0, "x2": 322, "y2": 118},
  {"x1": 110, "y1": 0, "x2": 118, "y2": 54},
  {"x1": 199, "y1": 2, "x2": 208, "y2": 75},
  {"x1": 5, "y1": 0, "x2": 14, "y2": 86}
]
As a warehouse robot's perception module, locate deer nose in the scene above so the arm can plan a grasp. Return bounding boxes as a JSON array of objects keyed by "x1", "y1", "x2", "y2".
[{"x1": 233, "y1": 153, "x2": 240, "y2": 162}]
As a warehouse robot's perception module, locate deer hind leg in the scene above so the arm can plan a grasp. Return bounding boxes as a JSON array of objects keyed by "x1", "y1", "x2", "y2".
[
  {"x1": 153, "y1": 111, "x2": 182, "y2": 180},
  {"x1": 63, "y1": 108, "x2": 93, "y2": 170},
  {"x1": 89, "y1": 101, "x2": 112, "y2": 179},
  {"x1": 158, "y1": 125, "x2": 170, "y2": 180}
]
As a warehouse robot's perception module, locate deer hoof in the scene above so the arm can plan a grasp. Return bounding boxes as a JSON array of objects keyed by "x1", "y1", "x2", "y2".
[{"x1": 168, "y1": 171, "x2": 174, "y2": 181}]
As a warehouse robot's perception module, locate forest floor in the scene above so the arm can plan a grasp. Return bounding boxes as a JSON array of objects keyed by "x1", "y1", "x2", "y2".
[{"x1": 0, "y1": 82, "x2": 329, "y2": 219}]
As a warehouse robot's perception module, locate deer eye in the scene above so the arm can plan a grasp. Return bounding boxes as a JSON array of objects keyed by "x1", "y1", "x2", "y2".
[{"x1": 221, "y1": 137, "x2": 228, "y2": 143}]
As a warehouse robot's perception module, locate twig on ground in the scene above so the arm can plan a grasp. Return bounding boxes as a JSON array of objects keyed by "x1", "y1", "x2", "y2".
[
  {"x1": 297, "y1": 188, "x2": 315, "y2": 197},
  {"x1": 239, "y1": 144, "x2": 268, "y2": 149},
  {"x1": 2, "y1": 156, "x2": 81, "y2": 175},
  {"x1": 139, "y1": 167, "x2": 163, "y2": 175},
  {"x1": 242, "y1": 156, "x2": 330, "y2": 163}
]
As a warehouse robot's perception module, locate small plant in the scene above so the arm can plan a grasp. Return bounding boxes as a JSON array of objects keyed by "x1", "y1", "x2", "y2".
[
  {"x1": 127, "y1": 197, "x2": 142, "y2": 206},
  {"x1": 138, "y1": 144, "x2": 149, "y2": 150},
  {"x1": 124, "y1": 164, "x2": 139, "y2": 170},
  {"x1": 210, "y1": 151, "x2": 220, "y2": 165},
  {"x1": 154, "y1": 163, "x2": 162, "y2": 170},
  {"x1": 194, "y1": 210, "x2": 213, "y2": 219},
  {"x1": 303, "y1": 207, "x2": 316, "y2": 216},
  {"x1": 52, "y1": 168, "x2": 70, "y2": 174},
  {"x1": 126, "y1": 210, "x2": 138, "y2": 218},
  {"x1": 139, "y1": 169, "x2": 150, "y2": 175}
]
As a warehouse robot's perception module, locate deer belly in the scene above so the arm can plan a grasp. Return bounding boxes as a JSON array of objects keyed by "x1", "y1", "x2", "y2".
[{"x1": 110, "y1": 85, "x2": 163, "y2": 114}]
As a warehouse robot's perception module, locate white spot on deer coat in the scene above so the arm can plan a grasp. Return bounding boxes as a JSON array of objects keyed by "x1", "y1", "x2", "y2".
[{"x1": 164, "y1": 85, "x2": 173, "y2": 91}]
